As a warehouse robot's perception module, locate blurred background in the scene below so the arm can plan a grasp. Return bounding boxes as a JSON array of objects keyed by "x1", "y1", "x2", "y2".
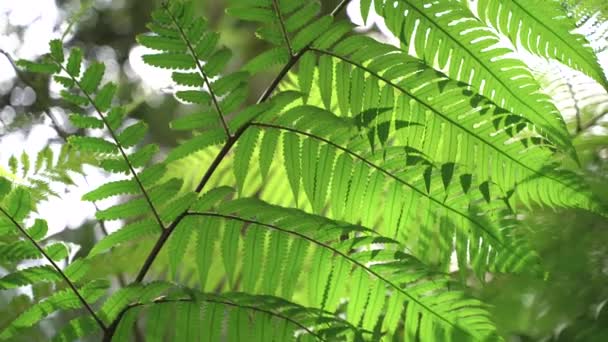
[{"x1": 0, "y1": 0, "x2": 607, "y2": 340}]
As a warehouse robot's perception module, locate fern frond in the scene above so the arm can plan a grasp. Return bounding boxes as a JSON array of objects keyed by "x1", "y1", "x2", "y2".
[
  {"x1": 27, "y1": 39, "x2": 181, "y2": 233},
  {"x1": 0, "y1": 181, "x2": 109, "y2": 337},
  {"x1": 183, "y1": 197, "x2": 500, "y2": 341},
  {"x1": 297, "y1": 36, "x2": 598, "y2": 212},
  {"x1": 138, "y1": 1, "x2": 237, "y2": 137},
  {"x1": 467, "y1": 0, "x2": 608, "y2": 89},
  {"x1": 1, "y1": 145, "x2": 93, "y2": 201},
  {"x1": 0, "y1": 280, "x2": 109, "y2": 340},
  {"x1": 373, "y1": 0, "x2": 575, "y2": 156}
]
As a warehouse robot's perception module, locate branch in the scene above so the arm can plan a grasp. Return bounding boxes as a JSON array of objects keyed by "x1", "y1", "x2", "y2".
[
  {"x1": 53, "y1": 59, "x2": 166, "y2": 232},
  {"x1": 162, "y1": 3, "x2": 231, "y2": 138},
  {"x1": 0, "y1": 206, "x2": 108, "y2": 332}
]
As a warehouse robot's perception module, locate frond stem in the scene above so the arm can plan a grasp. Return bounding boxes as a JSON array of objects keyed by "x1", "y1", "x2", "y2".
[
  {"x1": 0, "y1": 206, "x2": 108, "y2": 332},
  {"x1": 272, "y1": 0, "x2": 294, "y2": 56}
]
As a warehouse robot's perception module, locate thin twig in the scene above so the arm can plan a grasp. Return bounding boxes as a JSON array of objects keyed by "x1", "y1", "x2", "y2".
[{"x1": 0, "y1": 206, "x2": 108, "y2": 332}]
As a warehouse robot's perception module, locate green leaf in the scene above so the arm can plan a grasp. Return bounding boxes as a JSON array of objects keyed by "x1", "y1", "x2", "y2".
[
  {"x1": 96, "y1": 198, "x2": 150, "y2": 221},
  {"x1": 5, "y1": 187, "x2": 32, "y2": 221},
  {"x1": 166, "y1": 129, "x2": 226, "y2": 162},
  {"x1": 89, "y1": 219, "x2": 158, "y2": 256},
  {"x1": 203, "y1": 48, "x2": 232, "y2": 77},
  {"x1": 0, "y1": 266, "x2": 60, "y2": 290},
  {"x1": 66, "y1": 48, "x2": 82, "y2": 77},
  {"x1": 68, "y1": 136, "x2": 117, "y2": 154},
  {"x1": 298, "y1": 52, "x2": 316, "y2": 103},
  {"x1": 282, "y1": 133, "x2": 301, "y2": 203},
  {"x1": 318, "y1": 54, "x2": 333, "y2": 110},
  {"x1": 49, "y1": 39, "x2": 64, "y2": 63},
  {"x1": 242, "y1": 224, "x2": 266, "y2": 292},
  {"x1": 52, "y1": 316, "x2": 99, "y2": 342},
  {"x1": 170, "y1": 112, "x2": 217, "y2": 131},
  {"x1": 175, "y1": 90, "x2": 211, "y2": 104},
  {"x1": 222, "y1": 220, "x2": 241, "y2": 288},
  {"x1": 27, "y1": 219, "x2": 47, "y2": 240},
  {"x1": 196, "y1": 218, "x2": 219, "y2": 289},
  {"x1": 172, "y1": 72, "x2": 204, "y2": 87},
  {"x1": 113, "y1": 307, "x2": 141, "y2": 341},
  {"x1": 60, "y1": 90, "x2": 89, "y2": 106},
  {"x1": 167, "y1": 217, "x2": 194, "y2": 280},
  {"x1": 361, "y1": 0, "x2": 372, "y2": 24},
  {"x1": 281, "y1": 238, "x2": 309, "y2": 299},
  {"x1": 292, "y1": 16, "x2": 333, "y2": 51},
  {"x1": 79, "y1": 62, "x2": 105, "y2": 93},
  {"x1": 347, "y1": 269, "x2": 371, "y2": 326},
  {"x1": 2, "y1": 279, "x2": 108, "y2": 335},
  {"x1": 16, "y1": 60, "x2": 59, "y2": 74},
  {"x1": 82, "y1": 179, "x2": 139, "y2": 201},
  {"x1": 258, "y1": 129, "x2": 279, "y2": 180},
  {"x1": 175, "y1": 302, "x2": 199, "y2": 341},
  {"x1": 137, "y1": 34, "x2": 186, "y2": 52},
  {"x1": 94, "y1": 82, "x2": 117, "y2": 112},
  {"x1": 234, "y1": 127, "x2": 260, "y2": 194},
  {"x1": 0, "y1": 177, "x2": 11, "y2": 200},
  {"x1": 145, "y1": 303, "x2": 170, "y2": 342},
  {"x1": 161, "y1": 192, "x2": 197, "y2": 223},
  {"x1": 244, "y1": 48, "x2": 290, "y2": 74},
  {"x1": 68, "y1": 114, "x2": 104, "y2": 129},
  {"x1": 192, "y1": 186, "x2": 234, "y2": 212},
  {"x1": 118, "y1": 122, "x2": 148, "y2": 147},
  {"x1": 143, "y1": 53, "x2": 195, "y2": 69}
]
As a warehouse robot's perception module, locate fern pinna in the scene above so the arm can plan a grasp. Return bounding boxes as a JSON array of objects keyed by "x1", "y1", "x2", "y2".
[{"x1": 0, "y1": 0, "x2": 605, "y2": 341}]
